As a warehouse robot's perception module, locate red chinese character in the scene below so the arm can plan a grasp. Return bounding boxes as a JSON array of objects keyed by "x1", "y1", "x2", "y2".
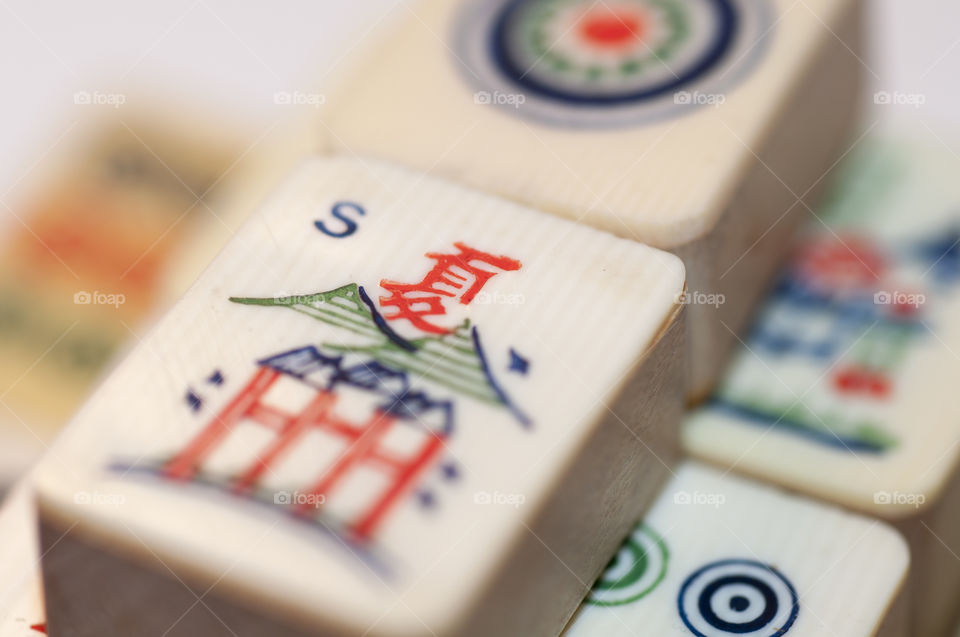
[{"x1": 379, "y1": 242, "x2": 521, "y2": 334}]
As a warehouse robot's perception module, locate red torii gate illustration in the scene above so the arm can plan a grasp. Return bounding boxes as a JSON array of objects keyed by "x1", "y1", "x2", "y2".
[{"x1": 163, "y1": 358, "x2": 448, "y2": 543}]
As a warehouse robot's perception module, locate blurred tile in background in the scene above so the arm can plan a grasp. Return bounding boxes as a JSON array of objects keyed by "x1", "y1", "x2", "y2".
[
  {"x1": 0, "y1": 102, "x2": 316, "y2": 484},
  {"x1": 686, "y1": 132, "x2": 960, "y2": 637}
]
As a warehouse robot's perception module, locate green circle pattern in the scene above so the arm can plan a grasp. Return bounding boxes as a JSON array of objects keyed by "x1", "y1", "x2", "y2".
[
  {"x1": 586, "y1": 523, "x2": 669, "y2": 607},
  {"x1": 521, "y1": 0, "x2": 691, "y2": 81}
]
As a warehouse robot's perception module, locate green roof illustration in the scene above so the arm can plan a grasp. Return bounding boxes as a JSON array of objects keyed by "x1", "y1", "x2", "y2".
[{"x1": 230, "y1": 283, "x2": 529, "y2": 426}]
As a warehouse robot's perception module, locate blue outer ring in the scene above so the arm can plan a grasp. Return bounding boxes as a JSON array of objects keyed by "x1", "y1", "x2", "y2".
[
  {"x1": 677, "y1": 559, "x2": 799, "y2": 636},
  {"x1": 489, "y1": 0, "x2": 739, "y2": 105}
]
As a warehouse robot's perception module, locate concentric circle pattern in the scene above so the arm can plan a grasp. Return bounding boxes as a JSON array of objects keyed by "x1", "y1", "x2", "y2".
[
  {"x1": 678, "y1": 559, "x2": 799, "y2": 637},
  {"x1": 586, "y1": 524, "x2": 669, "y2": 606},
  {"x1": 454, "y1": 0, "x2": 773, "y2": 127}
]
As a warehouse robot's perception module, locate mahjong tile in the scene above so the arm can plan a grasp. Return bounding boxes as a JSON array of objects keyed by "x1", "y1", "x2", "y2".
[
  {"x1": 0, "y1": 113, "x2": 244, "y2": 482},
  {"x1": 34, "y1": 157, "x2": 685, "y2": 637},
  {"x1": 564, "y1": 462, "x2": 909, "y2": 637}
]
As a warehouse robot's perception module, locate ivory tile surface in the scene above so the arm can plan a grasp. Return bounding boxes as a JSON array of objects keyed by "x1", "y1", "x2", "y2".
[
  {"x1": 34, "y1": 157, "x2": 685, "y2": 637},
  {"x1": 565, "y1": 462, "x2": 909, "y2": 637}
]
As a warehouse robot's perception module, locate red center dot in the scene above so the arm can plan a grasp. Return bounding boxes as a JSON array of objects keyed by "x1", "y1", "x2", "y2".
[{"x1": 579, "y1": 11, "x2": 645, "y2": 48}]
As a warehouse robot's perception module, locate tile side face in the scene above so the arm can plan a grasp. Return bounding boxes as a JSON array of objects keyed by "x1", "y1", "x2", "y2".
[
  {"x1": 565, "y1": 463, "x2": 909, "y2": 637},
  {"x1": 34, "y1": 157, "x2": 685, "y2": 635}
]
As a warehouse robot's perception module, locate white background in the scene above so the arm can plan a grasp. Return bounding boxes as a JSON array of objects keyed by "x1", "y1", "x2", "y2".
[{"x1": 0, "y1": 0, "x2": 958, "y2": 196}]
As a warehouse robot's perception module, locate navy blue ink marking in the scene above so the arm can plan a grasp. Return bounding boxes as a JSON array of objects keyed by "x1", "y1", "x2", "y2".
[
  {"x1": 258, "y1": 345, "x2": 455, "y2": 435},
  {"x1": 678, "y1": 559, "x2": 798, "y2": 637},
  {"x1": 315, "y1": 201, "x2": 365, "y2": 238},
  {"x1": 206, "y1": 369, "x2": 224, "y2": 386},
  {"x1": 185, "y1": 389, "x2": 202, "y2": 413},
  {"x1": 471, "y1": 326, "x2": 531, "y2": 427},
  {"x1": 441, "y1": 462, "x2": 460, "y2": 481},
  {"x1": 417, "y1": 490, "x2": 436, "y2": 509},
  {"x1": 698, "y1": 575, "x2": 777, "y2": 632},
  {"x1": 914, "y1": 227, "x2": 960, "y2": 285},
  {"x1": 730, "y1": 596, "x2": 750, "y2": 612},
  {"x1": 708, "y1": 398, "x2": 887, "y2": 454},
  {"x1": 258, "y1": 346, "x2": 342, "y2": 380},
  {"x1": 358, "y1": 285, "x2": 418, "y2": 352},
  {"x1": 489, "y1": 0, "x2": 738, "y2": 106},
  {"x1": 508, "y1": 348, "x2": 530, "y2": 375},
  {"x1": 746, "y1": 273, "x2": 921, "y2": 362}
]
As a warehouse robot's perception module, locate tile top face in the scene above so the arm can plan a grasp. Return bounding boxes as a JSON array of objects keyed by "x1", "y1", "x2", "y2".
[
  {"x1": 34, "y1": 158, "x2": 684, "y2": 634},
  {"x1": 325, "y1": 0, "x2": 855, "y2": 247},
  {"x1": 685, "y1": 135, "x2": 960, "y2": 517},
  {"x1": 565, "y1": 462, "x2": 909, "y2": 637}
]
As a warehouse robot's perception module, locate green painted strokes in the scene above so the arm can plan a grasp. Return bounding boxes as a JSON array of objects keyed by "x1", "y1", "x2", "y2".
[
  {"x1": 527, "y1": 0, "x2": 690, "y2": 80},
  {"x1": 816, "y1": 140, "x2": 906, "y2": 226},
  {"x1": 587, "y1": 524, "x2": 669, "y2": 607},
  {"x1": 725, "y1": 391, "x2": 898, "y2": 451},
  {"x1": 852, "y1": 424, "x2": 900, "y2": 452},
  {"x1": 327, "y1": 352, "x2": 494, "y2": 406},
  {"x1": 231, "y1": 284, "x2": 369, "y2": 323},
  {"x1": 229, "y1": 285, "x2": 502, "y2": 406},
  {"x1": 324, "y1": 322, "x2": 496, "y2": 404},
  {"x1": 850, "y1": 322, "x2": 915, "y2": 370}
]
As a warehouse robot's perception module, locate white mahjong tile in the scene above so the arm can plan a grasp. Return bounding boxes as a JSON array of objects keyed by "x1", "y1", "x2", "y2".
[
  {"x1": 564, "y1": 462, "x2": 909, "y2": 637},
  {"x1": 33, "y1": 157, "x2": 685, "y2": 637},
  {"x1": 323, "y1": 0, "x2": 864, "y2": 396},
  {"x1": 684, "y1": 135, "x2": 960, "y2": 517},
  {"x1": 326, "y1": 0, "x2": 855, "y2": 247},
  {"x1": 0, "y1": 485, "x2": 46, "y2": 636}
]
